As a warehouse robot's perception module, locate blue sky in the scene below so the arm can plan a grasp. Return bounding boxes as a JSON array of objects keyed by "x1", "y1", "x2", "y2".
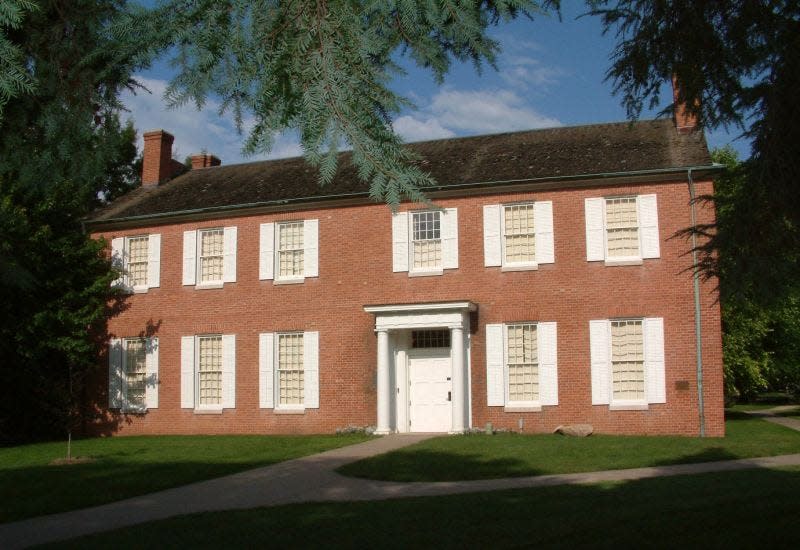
[{"x1": 122, "y1": 3, "x2": 749, "y2": 165}]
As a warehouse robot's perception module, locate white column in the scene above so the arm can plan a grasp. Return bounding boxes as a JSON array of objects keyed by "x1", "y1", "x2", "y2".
[
  {"x1": 450, "y1": 326, "x2": 466, "y2": 433},
  {"x1": 375, "y1": 329, "x2": 391, "y2": 434}
]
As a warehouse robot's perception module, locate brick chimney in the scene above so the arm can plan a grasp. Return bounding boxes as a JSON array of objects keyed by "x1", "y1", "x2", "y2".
[
  {"x1": 142, "y1": 130, "x2": 178, "y2": 186},
  {"x1": 672, "y1": 75, "x2": 699, "y2": 134},
  {"x1": 190, "y1": 153, "x2": 222, "y2": 170}
]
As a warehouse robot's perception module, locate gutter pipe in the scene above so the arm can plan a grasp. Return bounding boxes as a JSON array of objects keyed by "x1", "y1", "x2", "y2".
[{"x1": 688, "y1": 168, "x2": 706, "y2": 437}]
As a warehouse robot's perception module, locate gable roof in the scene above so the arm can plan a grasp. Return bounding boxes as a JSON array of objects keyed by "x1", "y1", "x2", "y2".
[{"x1": 89, "y1": 119, "x2": 713, "y2": 224}]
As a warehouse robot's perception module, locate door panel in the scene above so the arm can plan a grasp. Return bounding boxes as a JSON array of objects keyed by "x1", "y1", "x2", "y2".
[{"x1": 409, "y1": 353, "x2": 452, "y2": 432}]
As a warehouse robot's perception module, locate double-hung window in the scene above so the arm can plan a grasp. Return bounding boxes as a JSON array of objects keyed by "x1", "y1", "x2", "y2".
[
  {"x1": 585, "y1": 194, "x2": 660, "y2": 264},
  {"x1": 485, "y1": 321, "x2": 558, "y2": 409},
  {"x1": 590, "y1": 317, "x2": 665, "y2": 409},
  {"x1": 111, "y1": 234, "x2": 161, "y2": 292},
  {"x1": 182, "y1": 227, "x2": 237, "y2": 287},
  {"x1": 392, "y1": 208, "x2": 458, "y2": 274},
  {"x1": 259, "y1": 330, "x2": 319, "y2": 411},
  {"x1": 180, "y1": 334, "x2": 236, "y2": 411},
  {"x1": 483, "y1": 201, "x2": 554, "y2": 269},
  {"x1": 108, "y1": 337, "x2": 159, "y2": 411},
  {"x1": 259, "y1": 219, "x2": 319, "y2": 283}
]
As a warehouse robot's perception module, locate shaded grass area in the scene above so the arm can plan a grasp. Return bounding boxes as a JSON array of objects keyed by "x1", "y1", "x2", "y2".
[
  {"x1": 730, "y1": 392, "x2": 800, "y2": 411},
  {"x1": 338, "y1": 412, "x2": 800, "y2": 481},
  {"x1": 0, "y1": 434, "x2": 368, "y2": 523},
  {"x1": 51, "y1": 466, "x2": 800, "y2": 549}
]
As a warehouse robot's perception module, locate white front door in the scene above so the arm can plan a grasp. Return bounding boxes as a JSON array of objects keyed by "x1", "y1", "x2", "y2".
[{"x1": 408, "y1": 351, "x2": 452, "y2": 432}]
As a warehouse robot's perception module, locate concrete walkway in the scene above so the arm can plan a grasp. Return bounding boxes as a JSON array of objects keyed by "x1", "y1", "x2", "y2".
[
  {"x1": 743, "y1": 405, "x2": 800, "y2": 432},
  {"x1": 3, "y1": 434, "x2": 800, "y2": 548}
]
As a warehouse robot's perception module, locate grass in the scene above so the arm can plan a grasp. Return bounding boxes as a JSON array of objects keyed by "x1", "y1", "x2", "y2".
[
  {"x1": 0, "y1": 433, "x2": 368, "y2": 523},
  {"x1": 50, "y1": 466, "x2": 800, "y2": 549},
  {"x1": 338, "y1": 412, "x2": 800, "y2": 481}
]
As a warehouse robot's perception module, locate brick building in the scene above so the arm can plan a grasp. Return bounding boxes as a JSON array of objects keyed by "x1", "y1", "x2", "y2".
[{"x1": 87, "y1": 113, "x2": 724, "y2": 437}]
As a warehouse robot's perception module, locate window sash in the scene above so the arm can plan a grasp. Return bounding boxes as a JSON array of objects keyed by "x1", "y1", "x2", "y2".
[
  {"x1": 198, "y1": 335, "x2": 222, "y2": 405},
  {"x1": 277, "y1": 222, "x2": 304, "y2": 278},
  {"x1": 503, "y1": 204, "x2": 536, "y2": 264},
  {"x1": 411, "y1": 211, "x2": 442, "y2": 270},
  {"x1": 277, "y1": 333, "x2": 304, "y2": 405},
  {"x1": 199, "y1": 229, "x2": 224, "y2": 283},
  {"x1": 124, "y1": 338, "x2": 147, "y2": 408},
  {"x1": 611, "y1": 320, "x2": 645, "y2": 402},
  {"x1": 605, "y1": 197, "x2": 640, "y2": 258},
  {"x1": 125, "y1": 236, "x2": 149, "y2": 288},
  {"x1": 506, "y1": 324, "x2": 539, "y2": 403}
]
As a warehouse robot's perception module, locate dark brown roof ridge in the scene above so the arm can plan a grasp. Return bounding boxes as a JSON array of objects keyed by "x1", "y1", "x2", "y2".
[{"x1": 89, "y1": 119, "x2": 714, "y2": 224}]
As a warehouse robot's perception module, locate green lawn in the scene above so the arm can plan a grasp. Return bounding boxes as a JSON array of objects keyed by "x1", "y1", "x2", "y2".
[
  {"x1": 0, "y1": 434, "x2": 368, "y2": 523},
  {"x1": 50, "y1": 466, "x2": 800, "y2": 549},
  {"x1": 338, "y1": 412, "x2": 800, "y2": 481}
]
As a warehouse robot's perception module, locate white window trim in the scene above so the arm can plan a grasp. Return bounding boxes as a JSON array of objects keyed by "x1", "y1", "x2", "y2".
[
  {"x1": 603, "y1": 196, "x2": 643, "y2": 266},
  {"x1": 111, "y1": 234, "x2": 160, "y2": 293},
  {"x1": 275, "y1": 222, "x2": 305, "y2": 283},
  {"x1": 259, "y1": 219, "x2": 319, "y2": 284},
  {"x1": 503, "y1": 323, "x2": 541, "y2": 410},
  {"x1": 181, "y1": 333, "x2": 235, "y2": 412},
  {"x1": 274, "y1": 332, "x2": 306, "y2": 411},
  {"x1": 586, "y1": 195, "x2": 659, "y2": 265},
  {"x1": 196, "y1": 228, "x2": 224, "y2": 288},
  {"x1": 109, "y1": 337, "x2": 158, "y2": 412},
  {"x1": 501, "y1": 203, "x2": 538, "y2": 271},
  {"x1": 260, "y1": 330, "x2": 319, "y2": 411},
  {"x1": 185, "y1": 227, "x2": 236, "y2": 288},
  {"x1": 607, "y1": 318, "x2": 648, "y2": 408},
  {"x1": 409, "y1": 210, "x2": 444, "y2": 275},
  {"x1": 194, "y1": 334, "x2": 224, "y2": 412}
]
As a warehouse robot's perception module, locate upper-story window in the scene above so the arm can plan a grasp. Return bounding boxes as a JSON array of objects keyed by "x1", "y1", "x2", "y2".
[
  {"x1": 259, "y1": 219, "x2": 319, "y2": 283},
  {"x1": 392, "y1": 208, "x2": 458, "y2": 275},
  {"x1": 483, "y1": 201, "x2": 553, "y2": 269},
  {"x1": 590, "y1": 317, "x2": 665, "y2": 410},
  {"x1": 111, "y1": 234, "x2": 161, "y2": 292},
  {"x1": 585, "y1": 194, "x2": 660, "y2": 265},
  {"x1": 108, "y1": 336, "x2": 159, "y2": 411},
  {"x1": 182, "y1": 227, "x2": 237, "y2": 287}
]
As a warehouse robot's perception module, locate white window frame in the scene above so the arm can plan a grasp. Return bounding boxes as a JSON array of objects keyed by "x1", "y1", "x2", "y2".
[
  {"x1": 195, "y1": 334, "x2": 224, "y2": 410},
  {"x1": 108, "y1": 336, "x2": 158, "y2": 412},
  {"x1": 504, "y1": 323, "x2": 540, "y2": 408},
  {"x1": 609, "y1": 319, "x2": 647, "y2": 408},
  {"x1": 501, "y1": 203, "x2": 537, "y2": 270},
  {"x1": 483, "y1": 202, "x2": 553, "y2": 269},
  {"x1": 590, "y1": 317, "x2": 665, "y2": 410},
  {"x1": 585, "y1": 194, "x2": 659, "y2": 265},
  {"x1": 392, "y1": 208, "x2": 458, "y2": 275},
  {"x1": 259, "y1": 331, "x2": 320, "y2": 412},
  {"x1": 111, "y1": 234, "x2": 160, "y2": 293},
  {"x1": 259, "y1": 219, "x2": 319, "y2": 283},
  {"x1": 180, "y1": 333, "x2": 236, "y2": 412},
  {"x1": 182, "y1": 227, "x2": 237, "y2": 288}
]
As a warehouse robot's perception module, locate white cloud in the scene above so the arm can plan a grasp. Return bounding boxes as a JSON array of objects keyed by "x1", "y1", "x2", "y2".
[
  {"x1": 427, "y1": 88, "x2": 560, "y2": 134},
  {"x1": 393, "y1": 115, "x2": 456, "y2": 142},
  {"x1": 499, "y1": 55, "x2": 564, "y2": 89},
  {"x1": 121, "y1": 77, "x2": 302, "y2": 164}
]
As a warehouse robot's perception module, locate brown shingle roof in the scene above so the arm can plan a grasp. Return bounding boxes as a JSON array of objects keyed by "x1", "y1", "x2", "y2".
[{"x1": 90, "y1": 119, "x2": 711, "y2": 222}]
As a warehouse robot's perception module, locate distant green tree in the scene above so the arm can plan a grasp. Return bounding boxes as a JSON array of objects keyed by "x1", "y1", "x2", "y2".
[{"x1": 0, "y1": 0, "x2": 141, "y2": 443}]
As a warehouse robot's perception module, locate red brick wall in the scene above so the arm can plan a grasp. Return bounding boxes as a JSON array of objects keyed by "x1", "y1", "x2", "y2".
[{"x1": 90, "y1": 176, "x2": 724, "y2": 437}]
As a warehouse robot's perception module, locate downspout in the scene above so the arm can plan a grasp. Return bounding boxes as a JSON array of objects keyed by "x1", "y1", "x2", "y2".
[{"x1": 688, "y1": 168, "x2": 706, "y2": 437}]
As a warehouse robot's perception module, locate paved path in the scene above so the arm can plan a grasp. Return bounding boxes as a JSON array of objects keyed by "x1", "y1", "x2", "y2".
[
  {"x1": 742, "y1": 405, "x2": 800, "y2": 432},
  {"x1": 3, "y1": 434, "x2": 800, "y2": 548}
]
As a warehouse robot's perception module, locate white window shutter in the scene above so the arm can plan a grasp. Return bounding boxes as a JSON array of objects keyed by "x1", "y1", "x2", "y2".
[
  {"x1": 483, "y1": 204, "x2": 501, "y2": 267},
  {"x1": 222, "y1": 226, "x2": 237, "y2": 283},
  {"x1": 638, "y1": 194, "x2": 661, "y2": 259},
  {"x1": 108, "y1": 338, "x2": 123, "y2": 408},
  {"x1": 180, "y1": 336, "x2": 195, "y2": 408},
  {"x1": 534, "y1": 201, "x2": 554, "y2": 264},
  {"x1": 486, "y1": 324, "x2": 505, "y2": 406},
  {"x1": 145, "y1": 337, "x2": 159, "y2": 409},
  {"x1": 147, "y1": 234, "x2": 161, "y2": 289},
  {"x1": 304, "y1": 331, "x2": 320, "y2": 409},
  {"x1": 537, "y1": 322, "x2": 558, "y2": 406},
  {"x1": 182, "y1": 231, "x2": 196, "y2": 286},
  {"x1": 259, "y1": 333, "x2": 275, "y2": 408},
  {"x1": 590, "y1": 320, "x2": 611, "y2": 405},
  {"x1": 222, "y1": 334, "x2": 236, "y2": 408},
  {"x1": 304, "y1": 219, "x2": 319, "y2": 278},
  {"x1": 644, "y1": 317, "x2": 666, "y2": 404},
  {"x1": 441, "y1": 208, "x2": 459, "y2": 269},
  {"x1": 259, "y1": 223, "x2": 275, "y2": 280},
  {"x1": 585, "y1": 198, "x2": 605, "y2": 261},
  {"x1": 392, "y1": 212, "x2": 409, "y2": 272},
  {"x1": 111, "y1": 237, "x2": 125, "y2": 288}
]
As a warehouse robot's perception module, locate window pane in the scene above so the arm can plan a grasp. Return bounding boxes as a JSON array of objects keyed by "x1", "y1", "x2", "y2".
[
  {"x1": 611, "y1": 320, "x2": 645, "y2": 401},
  {"x1": 198, "y1": 335, "x2": 222, "y2": 405},
  {"x1": 412, "y1": 330, "x2": 451, "y2": 349},
  {"x1": 125, "y1": 339, "x2": 147, "y2": 407},
  {"x1": 504, "y1": 204, "x2": 535, "y2": 263},
  {"x1": 278, "y1": 333, "x2": 304, "y2": 405},
  {"x1": 606, "y1": 198, "x2": 639, "y2": 257},
  {"x1": 200, "y1": 229, "x2": 224, "y2": 283},
  {"x1": 507, "y1": 324, "x2": 539, "y2": 402},
  {"x1": 412, "y1": 211, "x2": 442, "y2": 269},
  {"x1": 127, "y1": 236, "x2": 149, "y2": 287},
  {"x1": 278, "y1": 222, "x2": 304, "y2": 277}
]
